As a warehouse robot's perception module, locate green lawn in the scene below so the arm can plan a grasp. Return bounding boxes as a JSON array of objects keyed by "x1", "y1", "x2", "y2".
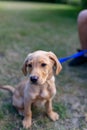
[{"x1": 0, "y1": 2, "x2": 87, "y2": 130}]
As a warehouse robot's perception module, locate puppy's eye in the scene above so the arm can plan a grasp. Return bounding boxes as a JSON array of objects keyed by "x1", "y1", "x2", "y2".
[
  {"x1": 41, "y1": 63, "x2": 47, "y2": 67},
  {"x1": 28, "y1": 64, "x2": 32, "y2": 68}
]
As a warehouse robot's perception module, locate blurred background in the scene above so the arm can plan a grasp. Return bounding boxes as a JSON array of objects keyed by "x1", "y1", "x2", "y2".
[{"x1": 0, "y1": 0, "x2": 87, "y2": 130}]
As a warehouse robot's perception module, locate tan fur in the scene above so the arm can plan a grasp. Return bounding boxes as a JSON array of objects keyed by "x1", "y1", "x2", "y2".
[{"x1": 0, "y1": 50, "x2": 62, "y2": 129}]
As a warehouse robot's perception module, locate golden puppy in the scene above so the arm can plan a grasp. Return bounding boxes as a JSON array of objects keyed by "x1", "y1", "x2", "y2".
[{"x1": 0, "y1": 50, "x2": 62, "y2": 129}]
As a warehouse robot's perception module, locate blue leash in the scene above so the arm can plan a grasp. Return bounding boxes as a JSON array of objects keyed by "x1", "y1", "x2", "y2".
[{"x1": 59, "y1": 50, "x2": 87, "y2": 63}]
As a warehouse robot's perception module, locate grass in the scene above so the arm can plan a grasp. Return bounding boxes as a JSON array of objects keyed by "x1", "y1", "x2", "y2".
[
  {"x1": 0, "y1": 1, "x2": 87, "y2": 130},
  {"x1": 54, "y1": 102, "x2": 67, "y2": 119}
]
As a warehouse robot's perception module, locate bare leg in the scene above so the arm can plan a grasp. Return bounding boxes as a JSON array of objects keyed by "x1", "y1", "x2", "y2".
[
  {"x1": 68, "y1": 10, "x2": 87, "y2": 66},
  {"x1": 78, "y1": 10, "x2": 87, "y2": 50},
  {"x1": 45, "y1": 99, "x2": 59, "y2": 121}
]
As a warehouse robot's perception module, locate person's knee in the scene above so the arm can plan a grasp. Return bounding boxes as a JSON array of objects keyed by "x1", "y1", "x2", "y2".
[{"x1": 78, "y1": 10, "x2": 87, "y2": 24}]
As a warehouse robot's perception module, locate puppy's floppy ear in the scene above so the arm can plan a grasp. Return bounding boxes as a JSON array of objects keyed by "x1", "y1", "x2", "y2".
[
  {"x1": 22, "y1": 53, "x2": 33, "y2": 76},
  {"x1": 22, "y1": 58, "x2": 28, "y2": 76},
  {"x1": 48, "y1": 51, "x2": 62, "y2": 75}
]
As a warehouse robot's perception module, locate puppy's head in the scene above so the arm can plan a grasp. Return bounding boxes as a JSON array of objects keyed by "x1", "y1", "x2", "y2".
[{"x1": 22, "y1": 50, "x2": 62, "y2": 85}]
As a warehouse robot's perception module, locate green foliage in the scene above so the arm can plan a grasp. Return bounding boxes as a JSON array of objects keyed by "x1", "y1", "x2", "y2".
[
  {"x1": 55, "y1": 0, "x2": 68, "y2": 4},
  {"x1": 0, "y1": 110, "x2": 4, "y2": 119},
  {"x1": 1, "y1": 123, "x2": 16, "y2": 130},
  {"x1": 0, "y1": 0, "x2": 67, "y2": 3},
  {"x1": 1, "y1": 102, "x2": 17, "y2": 115},
  {"x1": 53, "y1": 103, "x2": 67, "y2": 119},
  {"x1": 81, "y1": 0, "x2": 87, "y2": 9},
  {"x1": 0, "y1": 0, "x2": 80, "y2": 5}
]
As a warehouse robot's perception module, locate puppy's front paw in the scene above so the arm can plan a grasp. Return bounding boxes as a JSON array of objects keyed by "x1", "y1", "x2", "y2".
[
  {"x1": 23, "y1": 117, "x2": 32, "y2": 129},
  {"x1": 48, "y1": 111, "x2": 59, "y2": 121}
]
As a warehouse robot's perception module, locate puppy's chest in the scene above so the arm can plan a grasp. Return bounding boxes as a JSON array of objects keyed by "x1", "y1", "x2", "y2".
[
  {"x1": 33, "y1": 86, "x2": 56, "y2": 107},
  {"x1": 34, "y1": 90, "x2": 48, "y2": 107}
]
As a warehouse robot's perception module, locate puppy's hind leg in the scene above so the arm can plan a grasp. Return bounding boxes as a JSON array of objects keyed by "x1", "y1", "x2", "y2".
[{"x1": 12, "y1": 92, "x2": 24, "y2": 116}]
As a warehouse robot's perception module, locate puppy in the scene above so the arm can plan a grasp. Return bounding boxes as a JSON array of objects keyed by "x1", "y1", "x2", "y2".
[{"x1": 0, "y1": 50, "x2": 62, "y2": 129}]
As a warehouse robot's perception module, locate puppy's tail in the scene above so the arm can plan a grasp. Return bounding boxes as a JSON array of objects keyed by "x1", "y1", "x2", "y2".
[{"x1": 0, "y1": 85, "x2": 15, "y2": 94}]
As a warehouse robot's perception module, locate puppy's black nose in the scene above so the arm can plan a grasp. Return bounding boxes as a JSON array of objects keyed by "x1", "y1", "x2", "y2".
[{"x1": 30, "y1": 76, "x2": 38, "y2": 83}]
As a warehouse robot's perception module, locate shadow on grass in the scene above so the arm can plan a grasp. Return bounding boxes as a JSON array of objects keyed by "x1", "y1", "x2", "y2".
[{"x1": 21, "y1": 6, "x2": 81, "y2": 21}]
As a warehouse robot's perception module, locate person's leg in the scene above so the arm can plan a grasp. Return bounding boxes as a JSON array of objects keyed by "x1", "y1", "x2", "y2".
[
  {"x1": 78, "y1": 10, "x2": 87, "y2": 50},
  {"x1": 69, "y1": 10, "x2": 87, "y2": 66}
]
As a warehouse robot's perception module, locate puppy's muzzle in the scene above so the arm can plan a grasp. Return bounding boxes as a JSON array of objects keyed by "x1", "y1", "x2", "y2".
[{"x1": 30, "y1": 75, "x2": 39, "y2": 84}]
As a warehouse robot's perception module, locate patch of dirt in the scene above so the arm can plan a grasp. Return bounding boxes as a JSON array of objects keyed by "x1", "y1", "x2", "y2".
[{"x1": 56, "y1": 63, "x2": 87, "y2": 130}]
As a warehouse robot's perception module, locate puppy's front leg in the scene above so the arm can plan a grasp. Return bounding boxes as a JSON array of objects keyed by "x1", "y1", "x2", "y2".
[
  {"x1": 23, "y1": 100, "x2": 32, "y2": 129},
  {"x1": 45, "y1": 99, "x2": 59, "y2": 121}
]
